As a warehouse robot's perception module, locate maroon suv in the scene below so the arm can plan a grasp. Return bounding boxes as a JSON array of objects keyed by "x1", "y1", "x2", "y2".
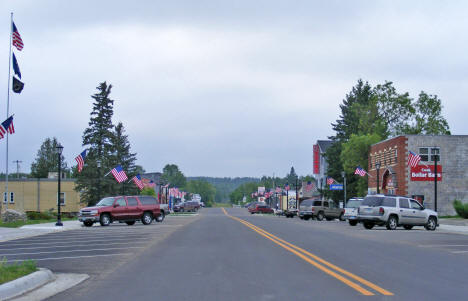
[
  {"x1": 79, "y1": 196, "x2": 165, "y2": 227},
  {"x1": 248, "y1": 203, "x2": 274, "y2": 214}
]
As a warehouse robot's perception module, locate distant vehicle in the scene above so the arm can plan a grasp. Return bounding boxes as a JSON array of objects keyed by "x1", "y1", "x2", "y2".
[
  {"x1": 358, "y1": 194, "x2": 438, "y2": 230},
  {"x1": 79, "y1": 196, "x2": 165, "y2": 227},
  {"x1": 248, "y1": 203, "x2": 274, "y2": 214},
  {"x1": 174, "y1": 201, "x2": 200, "y2": 212},
  {"x1": 343, "y1": 198, "x2": 363, "y2": 226},
  {"x1": 299, "y1": 199, "x2": 345, "y2": 221}
]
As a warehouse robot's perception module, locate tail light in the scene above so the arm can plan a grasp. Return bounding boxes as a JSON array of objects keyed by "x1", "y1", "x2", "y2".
[
  {"x1": 379, "y1": 207, "x2": 385, "y2": 215},
  {"x1": 312, "y1": 207, "x2": 315, "y2": 212}
]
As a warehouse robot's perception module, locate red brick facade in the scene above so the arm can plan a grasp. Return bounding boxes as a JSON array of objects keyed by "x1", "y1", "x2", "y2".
[{"x1": 368, "y1": 136, "x2": 408, "y2": 195}]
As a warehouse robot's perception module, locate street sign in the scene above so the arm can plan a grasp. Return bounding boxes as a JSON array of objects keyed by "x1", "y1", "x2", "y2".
[{"x1": 330, "y1": 184, "x2": 343, "y2": 190}]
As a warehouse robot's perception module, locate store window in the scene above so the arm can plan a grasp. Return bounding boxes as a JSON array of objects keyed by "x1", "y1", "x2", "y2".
[
  {"x1": 419, "y1": 147, "x2": 440, "y2": 162},
  {"x1": 57, "y1": 192, "x2": 65, "y2": 205},
  {"x1": 10, "y1": 192, "x2": 14, "y2": 204}
]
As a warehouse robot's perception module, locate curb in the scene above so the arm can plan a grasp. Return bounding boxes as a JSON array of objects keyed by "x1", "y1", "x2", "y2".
[{"x1": 0, "y1": 268, "x2": 54, "y2": 301}]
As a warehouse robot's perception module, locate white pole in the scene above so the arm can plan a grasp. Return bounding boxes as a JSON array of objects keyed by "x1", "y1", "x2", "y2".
[{"x1": 5, "y1": 13, "x2": 13, "y2": 211}]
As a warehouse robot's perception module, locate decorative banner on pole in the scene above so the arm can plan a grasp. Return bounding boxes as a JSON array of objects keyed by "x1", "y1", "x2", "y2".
[{"x1": 313, "y1": 144, "x2": 320, "y2": 174}]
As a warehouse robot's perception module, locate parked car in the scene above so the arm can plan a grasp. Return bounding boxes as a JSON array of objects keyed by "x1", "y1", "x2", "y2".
[
  {"x1": 174, "y1": 201, "x2": 200, "y2": 212},
  {"x1": 299, "y1": 199, "x2": 345, "y2": 221},
  {"x1": 79, "y1": 195, "x2": 165, "y2": 227},
  {"x1": 248, "y1": 203, "x2": 274, "y2": 214},
  {"x1": 343, "y1": 198, "x2": 363, "y2": 226},
  {"x1": 358, "y1": 194, "x2": 438, "y2": 230}
]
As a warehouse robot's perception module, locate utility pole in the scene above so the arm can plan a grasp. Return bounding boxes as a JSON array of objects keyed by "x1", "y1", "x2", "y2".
[{"x1": 12, "y1": 160, "x2": 22, "y2": 178}]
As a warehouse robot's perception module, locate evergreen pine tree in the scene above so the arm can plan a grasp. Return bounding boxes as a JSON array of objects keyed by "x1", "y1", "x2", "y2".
[
  {"x1": 109, "y1": 122, "x2": 138, "y2": 195},
  {"x1": 30, "y1": 137, "x2": 68, "y2": 178},
  {"x1": 75, "y1": 82, "x2": 116, "y2": 206}
]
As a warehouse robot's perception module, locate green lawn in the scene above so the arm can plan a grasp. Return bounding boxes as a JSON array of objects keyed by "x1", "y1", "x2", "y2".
[
  {"x1": 0, "y1": 217, "x2": 77, "y2": 228},
  {"x1": 0, "y1": 259, "x2": 37, "y2": 285},
  {"x1": 211, "y1": 203, "x2": 232, "y2": 208}
]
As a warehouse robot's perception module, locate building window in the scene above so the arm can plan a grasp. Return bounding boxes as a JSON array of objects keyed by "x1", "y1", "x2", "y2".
[
  {"x1": 57, "y1": 192, "x2": 65, "y2": 205},
  {"x1": 10, "y1": 192, "x2": 14, "y2": 204},
  {"x1": 419, "y1": 147, "x2": 440, "y2": 162}
]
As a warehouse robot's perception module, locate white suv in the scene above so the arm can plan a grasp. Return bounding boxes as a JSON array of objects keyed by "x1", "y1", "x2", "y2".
[{"x1": 358, "y1": 195, "x2": 438, "y2": 231}]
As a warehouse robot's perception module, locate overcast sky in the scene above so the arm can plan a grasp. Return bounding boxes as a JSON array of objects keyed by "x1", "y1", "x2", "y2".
[{"x1": 0, "y1": 1, "x2": 466, "y2": 178}]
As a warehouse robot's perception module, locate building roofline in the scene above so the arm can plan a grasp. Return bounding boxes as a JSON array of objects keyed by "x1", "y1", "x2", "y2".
[{"x1": 371, "y1": 134, "x2": 468, "y2": 147}]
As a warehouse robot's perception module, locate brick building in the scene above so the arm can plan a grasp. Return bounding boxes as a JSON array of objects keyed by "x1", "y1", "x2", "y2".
[{"x1": 368, "y1": 135, "x2": 468, "y2": 215}]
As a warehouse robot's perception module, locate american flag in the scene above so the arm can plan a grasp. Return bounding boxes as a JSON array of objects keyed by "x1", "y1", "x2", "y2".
[
  {"x1": 147, "y1": 180, "x2": 156, "y2": 188},
  {"x1": 326, "y1": 177, "x2": 335, "y2": 185},
  {"x1": 132, "y1": 174, "x2": 144, "y2": 190},
  {"x1": 275, "y1": 187, "x2": 282, "y2": 193},
  {"x1": 0, "y1": 116, "x2": 15, "y2": 139},
  {"x1": 285, "y1": 184, "x2": 290, "y2": 191},
  {"x1": 355, "y1": 166, "x2": 367, "y2": 177},
  {"x1": 111, "y1": 165, "x2": 128, "y2": 183},
  {"x1": 74, "y1": 150, "x2": 87, "y2": 173},
  {"x1": 305, "y1": 181, "x2": 314, "y2": 191},
  {"x1": 12, "y1": 22, "x2": 24, "y2": 51},
  {"x1": 407, "y1": 151, "x2": 421, "y2": 168}
]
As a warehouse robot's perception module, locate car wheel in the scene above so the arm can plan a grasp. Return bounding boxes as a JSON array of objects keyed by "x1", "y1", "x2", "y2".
[
  {"x1": 386, "y1": 215, "x2": 398, "y2": 230},
  {"x1": 304, "y1": 216, "x2": 310, "y2": 221},
  {"x1": 349, "y1": 220, "x2": 358, "y2": 226},
  {"x1": 156, "y1": 211, "x2": 165, "y2": 222},
  {"x1": 339, "y1": 213, "x2": 345, "y2": 221},
  {"x1": 141, "y1": 212, "x2": 153, "y2": 225},
  {"x1": 425, "y1": 217, "x2": 437, "y2": 231},
  {"x1": 251, "y1": 212, "x2": 254, "y2": 214},
  {"x1": 99, "y1": 213, "x2": 111, "y2": 226},
  {"x1": 299, "y1": 216, "x2": 304, "y2": 220},
  {"x1": 363, "y1": 222, "x2": 374, "y2": 229},
  {"x1": 126, "y1": 221, "x2": 135, "y2": 226},
  {"x1": 403, "y1": 225, "x2": 413, "y2": 230},
  {"x1": 317, "y1": 212, "x2": 324, "y2": 221},
  {"x1": 83, "y1": 220, "x2": 93, "y2": 227},
  {"x1": 326, "y1": 217, "x2": 333, "y2": 221}
]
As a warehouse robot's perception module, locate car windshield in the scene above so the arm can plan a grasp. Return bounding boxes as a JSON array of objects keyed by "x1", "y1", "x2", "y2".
[
  {"x1": 95, "y1": 197, "x2": 115, "y2": 207},
  {"x1": 346, "y1": 200, "x2": 362, "y2": 208}
]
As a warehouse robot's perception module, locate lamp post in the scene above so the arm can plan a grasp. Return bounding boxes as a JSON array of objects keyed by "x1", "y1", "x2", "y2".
[
  {"x1": 341, "y1": 171, "x2": 346, "y2": 208},
  {"x1": 295, "y1": 176, "x2": 300, "y2": 211},
  {"x1": 434, "y1": 155, "x2": 438, "y2": 212},
  {"x1": 55, "y1": 144, "x2": 64, "y2": 226},
  {"x1": 375, "y1": 161, "x2": 381, "y2": 194}
]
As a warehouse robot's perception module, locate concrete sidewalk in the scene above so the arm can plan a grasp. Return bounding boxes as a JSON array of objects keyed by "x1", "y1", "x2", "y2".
[{"x1": 0, "y1": 220, "x2": 82, "y2": 242}]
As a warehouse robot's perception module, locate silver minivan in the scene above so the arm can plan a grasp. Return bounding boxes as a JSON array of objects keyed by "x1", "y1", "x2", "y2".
[{"x1": 358, "y1": 195, "x2": 438, "y2": 230}]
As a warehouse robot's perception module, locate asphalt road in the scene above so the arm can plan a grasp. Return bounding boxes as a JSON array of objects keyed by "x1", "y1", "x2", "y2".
[{"x1": 5, "y1": 208, "x2": 468, "y2": 300}]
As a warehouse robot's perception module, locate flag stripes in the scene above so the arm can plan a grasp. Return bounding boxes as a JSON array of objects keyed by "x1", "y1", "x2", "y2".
[
  {"x1": 12, "y1": 22, "x2": 24, "y2": 51},
  {"x1": 407, "y1": 151, "x2": 421, "y2": 167},
  {"x1": 111, "y1": 165, "x2": 128, "y2": 183}
]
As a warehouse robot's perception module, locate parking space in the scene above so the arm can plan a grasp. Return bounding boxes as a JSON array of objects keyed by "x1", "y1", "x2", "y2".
[{"x1": 0, "y1": 215, "x2": 199, "y2": 275}]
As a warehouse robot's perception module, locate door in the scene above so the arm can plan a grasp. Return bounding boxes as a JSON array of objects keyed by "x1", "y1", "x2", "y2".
[
  {"x1": 409, "y1": 199, "x2": 426, "y2": 225},
  {"x1": 112, "y1": 198, "x2": 128, "y2": 220},
  {"x1": 398, "y1": 198, "x2": 411, "y2": 224},
  {"x1": 125, "y1": 197, "x2": 140, "y2": 219}
]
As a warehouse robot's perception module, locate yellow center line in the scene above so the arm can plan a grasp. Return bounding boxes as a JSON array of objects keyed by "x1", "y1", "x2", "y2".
[{"x1": 222, "y1": 208, "x2": 393, "y2": 296}]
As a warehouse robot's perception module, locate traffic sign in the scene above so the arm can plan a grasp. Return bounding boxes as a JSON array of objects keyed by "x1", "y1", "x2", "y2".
[{"x1": 330, "y1": 184, "x2": 343, "y2": 190}]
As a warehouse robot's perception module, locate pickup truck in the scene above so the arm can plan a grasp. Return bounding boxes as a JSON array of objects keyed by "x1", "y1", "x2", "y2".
[
  {"x1": 79, "y1": 195, "x2": 166, "y2": 227},
  {"x1": 299, "y1": 199, "x2": 345, "y2": 221}
]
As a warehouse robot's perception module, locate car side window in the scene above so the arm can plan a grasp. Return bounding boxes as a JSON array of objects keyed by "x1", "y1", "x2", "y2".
[
  {"x1": 399, "y1": 198, "x2": 409, "y2": 208},
  {"x1": 330, "y1": 202, "x2": 337, "y2": 208},
  {"x1": 115, "y1": 198, "x2": 126, "y2": 207},
  {"x1": 127, "y1": 197, "x2": 138, "y2": 206},
  {"x1": 410, "y1": 200, "x2": 423, "y2": 210},
  {"x1": 324, "y1": 201, "x2": 329, "y2": 207},
  {"x1": 382, "y1": 197, "x2": 396, "y2": 207}
]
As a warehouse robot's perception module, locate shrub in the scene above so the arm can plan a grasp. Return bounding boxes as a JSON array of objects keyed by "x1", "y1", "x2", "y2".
[
  {"x1": 26, "y1": 211, "x2": 55, "y2": 220},
  {"x1": 453, "y1": 200, "x2": 468, "y2": 219}
]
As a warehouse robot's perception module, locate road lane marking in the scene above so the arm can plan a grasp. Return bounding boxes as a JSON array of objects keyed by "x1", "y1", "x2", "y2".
[
  {"x1": 0, "y1": 237, "x2": 152, "y2": 247},
  {"x1": 0, "y1": 246, "x2": 144, "y2": 256},
  {"x1": 450, "y1": 250, "x2": 468, "y2": 254},
  {"x1": 0, "y1": 241, "x2": 148, "y2": 251},
  {"x1": 6, "y1": 253, "x2": 134, "y2": 262},
  {"x1": 418, "y1": 245, "x2": 468, "y2": 247},
  {"x1": 222, "y1": 208, "x2": 393, "y2": 296}
]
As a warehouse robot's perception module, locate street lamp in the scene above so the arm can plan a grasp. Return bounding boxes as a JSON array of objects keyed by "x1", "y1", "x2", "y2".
[
  {"x1": 375, "y1": 161, "x2": 381, "y2": 194},
  {"x1": 341, "y1": 171, "x2": 346, "y2": 208},
  {"x1": 56, "y1": 144, "x2": 64, "y2": 226}
]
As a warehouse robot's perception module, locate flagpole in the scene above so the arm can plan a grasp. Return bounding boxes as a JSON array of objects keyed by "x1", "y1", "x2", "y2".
[{"x1": 4, "y1": 12, "x2": 13, "y2": 211}]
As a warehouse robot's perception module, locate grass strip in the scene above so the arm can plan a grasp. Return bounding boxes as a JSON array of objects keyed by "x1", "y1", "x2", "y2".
[
  {"x1": 0, "y1": 258, "x2": 37, "y2": 285},
  {"x1": 0, "y1": 217, "x2": 77, "y2": 228}
]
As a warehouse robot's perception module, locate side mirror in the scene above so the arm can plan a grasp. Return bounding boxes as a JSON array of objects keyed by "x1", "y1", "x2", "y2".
[{"x1": 113, "y1": 204, "x2": 119, "y2": 208}]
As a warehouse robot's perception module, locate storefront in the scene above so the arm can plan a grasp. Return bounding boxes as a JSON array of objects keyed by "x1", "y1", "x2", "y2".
[{"x1": 368, "y1": 135, "x2": 468, "y2": 216}]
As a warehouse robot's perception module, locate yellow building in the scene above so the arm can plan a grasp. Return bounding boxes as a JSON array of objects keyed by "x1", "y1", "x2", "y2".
[{"x1": 0, "y1": 178, "x2": 82, "y2": 213}]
